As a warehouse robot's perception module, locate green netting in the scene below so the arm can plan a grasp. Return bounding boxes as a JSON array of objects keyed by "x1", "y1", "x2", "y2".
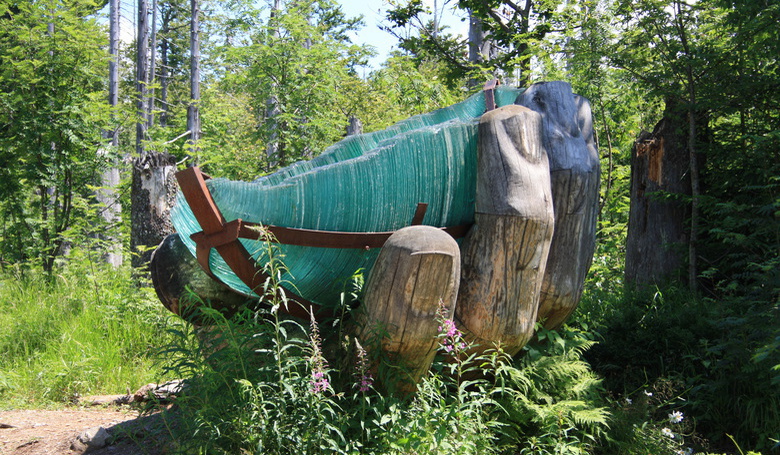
[{"x1": 171, "y1": 86, "x2": 523, "y2": 307}]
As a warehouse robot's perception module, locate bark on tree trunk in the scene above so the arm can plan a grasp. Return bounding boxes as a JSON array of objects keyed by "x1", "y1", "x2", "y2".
[
  {"x1": 187, "y1": 0, "x2": 201, "y2": 156},
  {"x1": 516, "y1": 82, "x2": 600, "y2": 330},
  {"x1": 455, "y1": 104, "x2": 554, "y2": 356},
  {"x1": 137, "y1": 0, "x2": 149, "y2": 156},
  {"x1": 625, "y1": 102, "x2": 690, "y2": 288},
  {"x1": 346, "y1": 115, "x2": 362, "y2": 136},
  {"x1": 148, "y1": 0, "x2": 157, "y2": 128},
  {"x1": 97, "y1": 0, "x2": 122, "y2": 268},
  {"x1": 130, "y1": 152, "x2": 177, "y2": 268}
]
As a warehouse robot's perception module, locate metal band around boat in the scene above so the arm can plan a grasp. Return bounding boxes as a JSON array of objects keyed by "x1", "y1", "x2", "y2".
[
  {"x1": 484, "y1": 78, "x2": 500, "y2": 112},
  {"x1": 176, "y1": 166, "x2": 325, "y2": 320},
  {"x1": 176, "y1": 166, "x2": 474, "y2": 317}
]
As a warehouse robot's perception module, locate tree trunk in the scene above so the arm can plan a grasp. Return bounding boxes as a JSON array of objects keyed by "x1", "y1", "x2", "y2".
[
  {"x1": 96, "y1": 0, "x2": 122, "y2": 268},
  {"x1": 467, "y1": 10, "x2": 492, "y2": 88},
  {"x1": 264, "y1": 0, "x2": 282, "y2": 169},
  {"x1": 159, "y1": 8, "x2": 170, "y2": 128},
  {"x1": 625, "y1": 102, "x2": 690, "y2": 288},
  {"x1": 130, "y1": 152, "x2": 177, "y2": 268},
  {"x1": 137, "y1": 0, "x2": 150, "y2": 156},
  {"x1": 186, "y1": 0, "x2": 201, "y2": 155},
  {"x1": 356, "y1": 226, "x2": 461, "y2": 393},
  {"x1": 455, "y1": 104, "x2": 555, "y2": 356},
  {"x1": 516, "y1": 82, "x2": 600, "y2": 330},
  {"x1": 346, "y1": 115, "x2": 362, "y2": 136},
  {"x1": 108, "y1": 0, "x2": 119, "y2": 128},
  {"x1": 148, "y1": 0, "x2": 157, "y2": 128}
]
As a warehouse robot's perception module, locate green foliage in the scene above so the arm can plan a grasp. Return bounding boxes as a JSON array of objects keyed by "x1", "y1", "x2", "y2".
[
  {"x1": 212, "y1": 0, "x2": 373, "y2": 171},
  {"x1": 493, "y1": 326, "x2": 610, "y2": 454},
  {"x1": 163, "y1": 311, "x2": 613, "y2": 454},
  {"x1": 0, "y1": 251, "x2": 178, "y2": 407},
  {"x1": 0, "y1": 0, "x2": 110, "y2": 270},
  {"x1": 580, "y1": 285, "x2": 780, "y2": 452},
  {"x1": 356, "y1": 54, "x2": 465, "y2": 132},
  {"x1": 159, "y1": 243, "x2": 610, "y2": 454}
]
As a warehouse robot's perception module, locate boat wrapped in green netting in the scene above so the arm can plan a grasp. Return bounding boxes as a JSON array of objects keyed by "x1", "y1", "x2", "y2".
[{"x1": 170, "y1": 86, "x2": 523, "y2": 307}]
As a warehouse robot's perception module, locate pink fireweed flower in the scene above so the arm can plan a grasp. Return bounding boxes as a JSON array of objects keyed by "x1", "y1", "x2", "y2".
[
  {"x1": 436, "y1": 300, "x2": 465, "y2": 355},
  {"x1": 308, "y1": 312, "x2": 329, "y2": 394},
  {"x1": 354, "y1": 338, "x2": 373, "y2": 393}
]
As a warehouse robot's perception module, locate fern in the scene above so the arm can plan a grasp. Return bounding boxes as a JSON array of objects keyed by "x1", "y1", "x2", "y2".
[{"x1": 490, "y1": 326, "x2": 610, "y2": 454}]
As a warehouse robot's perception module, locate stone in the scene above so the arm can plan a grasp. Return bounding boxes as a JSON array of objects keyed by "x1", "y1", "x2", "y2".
[{"x1": 71, "y1": 426, "x2": 110, "y2": 453}]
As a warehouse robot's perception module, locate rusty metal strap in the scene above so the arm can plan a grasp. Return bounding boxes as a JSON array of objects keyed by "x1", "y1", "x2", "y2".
[
  {"x1": 176, "y1": 167, "x2": 323, "y2": 320},
  {"x1": 483, "y1": 78, "x2": 500, "y2": 112},
  {"x1": 176, "y1": 166, "x2": 474, "y2": 317}
]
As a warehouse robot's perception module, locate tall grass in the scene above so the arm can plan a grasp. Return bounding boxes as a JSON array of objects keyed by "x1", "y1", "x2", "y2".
[{"x1": 0, "y1": 249, "x2": 179, "y2": 407}]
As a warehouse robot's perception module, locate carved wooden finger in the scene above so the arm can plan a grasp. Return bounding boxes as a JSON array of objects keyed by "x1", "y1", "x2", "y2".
[
  {"x1": 516, "y1": 82, "x2": 600, "y2": 329},
  {"x1": 456, "y1": 105, "x2": 555, "y2": 356},
  {"x1": 356, "y1": 225, "x2": 460, "y2": 392},
  {"x1": 150, "y1": 233, "x2": 253, "y2": 321}
]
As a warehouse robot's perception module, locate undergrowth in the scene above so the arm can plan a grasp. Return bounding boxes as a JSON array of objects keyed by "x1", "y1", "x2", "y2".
[
  {"x1": 159, "y1": 303, "x2": 611, "y2": 455},
  {"x1": 580, "y1": 283, "x2": 780, "y2": 454},
  {"x1": 0, "y1": 248, "x2": 178, "y2": 407},
  {"x1": 155, "y1": 239, "x2": 611, "y2": 455}
]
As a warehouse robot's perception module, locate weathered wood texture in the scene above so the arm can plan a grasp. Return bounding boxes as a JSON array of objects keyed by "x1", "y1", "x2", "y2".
[
  {"x1": 516, "y1": 82, "x2": 600, "y2": 329},
  {"x1": 131, "y1": 152, "x2": 178, "y2": 267},
  {"x1": 625, "y1": 107, "x2": 690, "y2": 288},
  {"x1": 150, "y1": 233, "x2": 253, "y2": 319},
  {"x1": 456, "y1": 105, "x2": 555, "y2": 356},
  {"x1": 356, "y1": 226, "x2": 461, "y2": 391}
]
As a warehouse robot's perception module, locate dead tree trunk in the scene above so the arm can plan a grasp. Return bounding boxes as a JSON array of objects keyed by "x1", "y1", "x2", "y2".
[
  {"x1": 136, "y1": 0, "x2": 149, "y2": 156},
  {"x1": 130, "y1": 153, "x2": 177, "y2": 267},
  {"x1": 346, "y1": 115, "x2": 362, "y2": 136},
  {"x1": 96, "y1": 0, "x2": 122, "y2": 267},
  {"x1": 516, "y1": 82, "x2": 600, "y2": 329},
  {"x1": 186, "y1": 0, "x2": 201, "y2": 155},
  {"x1": 455, "y1": 105, "x2": 555, "y2": 356},
  {"x1": 625, "y1": 103, "x2": 690, "y2": 288}
]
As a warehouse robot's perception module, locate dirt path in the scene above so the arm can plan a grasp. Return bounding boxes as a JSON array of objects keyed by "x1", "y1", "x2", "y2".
[{"x1": 0, "y1": 407, "x2": 171, "y2": 455}]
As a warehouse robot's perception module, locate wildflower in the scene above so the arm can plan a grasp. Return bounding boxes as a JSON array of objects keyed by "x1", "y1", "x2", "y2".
[
  {"x1": 661, "y1": 427, "x2": 675, "y2": 439},
  {"x1": 643, "y1": 390, "x2": 653, "y2": 397},
  {"x1": 625, "y1": 397, "x2": 633, "y2": 405},
  {"x1": 436, "y1": 300, "x2": 465, "y2": 355},
  {"x1": 669, "y1": 410, "x2": 684, "y2": 424},
  {"x1": 354, "y1": 338, "x2": 373, "y2": 393},
  {"x1": 308, "y1": 312, "x2": 329, "y2": 394},
  {"x1": 310, "y1": 370, "x2": 329, "y2": 394}
]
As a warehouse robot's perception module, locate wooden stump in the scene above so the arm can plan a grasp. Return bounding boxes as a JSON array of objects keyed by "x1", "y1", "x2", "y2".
[
  {"x1": 455, "y1": 105, "x2": 555, "y2": 356},
  {"x1": 516, "y1": 82, "x2": 600, "y2": 329},
  {"x1": 356, "y1": 225, "x2": 461, "y2": 392},
  {"x1": 625, "y1": 107, "x2": 690, "y2": 288},
  {"x1": 131, "y1": 152, "x2": 178, "y2": 268}
]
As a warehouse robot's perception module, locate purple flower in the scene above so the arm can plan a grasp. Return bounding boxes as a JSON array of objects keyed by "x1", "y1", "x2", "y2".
[
  {"x1": 436, "y1": 300, "x2": 465, "y2": 356},
  {"x1": 308, "y1": 312, "x2": 329, "y2": 394},
  {"x1": 354, "y1": 338, "x2": 373, "y2": 393}
]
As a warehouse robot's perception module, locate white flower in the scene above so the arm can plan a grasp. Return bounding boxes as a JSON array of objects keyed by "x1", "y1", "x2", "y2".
[
  {"x1": 662, "y1": 427, "x2": 675, "y2": 438},
  {"x1": 644, "y1": 390, "x2": 653, "y2": 397},
  {"x1": 625, "y1": 397, "x2": 633, "y2": 404},
  {"x1": 669, "y1": 410, "x2": 684, "y2": 424}
]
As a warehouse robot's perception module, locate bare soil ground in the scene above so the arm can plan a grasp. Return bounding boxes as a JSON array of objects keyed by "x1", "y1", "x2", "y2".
[{"x1": 0, "y1": 406, "x2": 172, "y2": 455}]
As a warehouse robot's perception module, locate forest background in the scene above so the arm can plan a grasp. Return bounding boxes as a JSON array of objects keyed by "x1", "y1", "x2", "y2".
[{"x1": 0, "y1": 0, "x2": 777, "y2": 454}]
